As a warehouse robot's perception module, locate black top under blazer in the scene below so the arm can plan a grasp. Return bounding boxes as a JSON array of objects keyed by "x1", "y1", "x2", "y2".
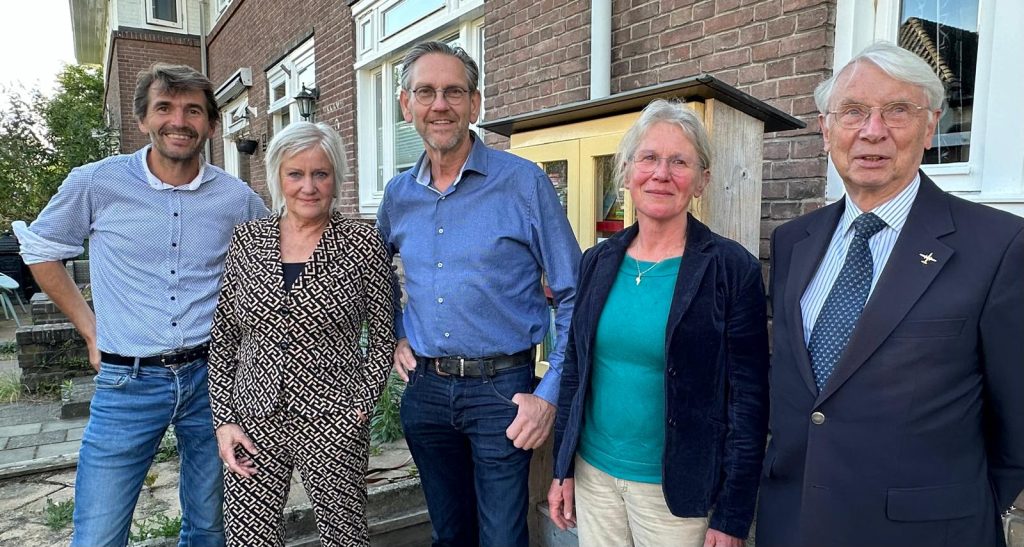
[
  {"x1": 208, "y1": 212, "x2": 396, "y2": 428},
  {"x1": 553, "y1": 214, "x2": 770, "y2": 539}
]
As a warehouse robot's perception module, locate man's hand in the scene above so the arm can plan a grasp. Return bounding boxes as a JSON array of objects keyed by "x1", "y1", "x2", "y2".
[
  {"x1": 393, "y1": 338, "x2": 417, "y2": 382},
  {"x1": 86, "y1": 340, "x2": 101, "y2": 373},
  {"x1": 215, "y1": 424, "x2": 259, "y2": 478},
  {"x1": 703, "y1": 528, "x2": 743, "y2": 547},
  {"x1": 547, "y1": 478, "x2": 576, "y2": 530},
  {"x1": 505, "y1": 393, "x2": 555, "y2": 449}
]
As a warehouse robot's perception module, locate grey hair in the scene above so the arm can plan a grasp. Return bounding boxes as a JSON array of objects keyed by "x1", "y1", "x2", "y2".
[
  {"x1": 814, "y1": 41, "x2": 946, "y2": 114},
  {"x1": 265, "y1": 122, "x2": 348, "y2": 215},
  {"x1": 399, "y1": 41, "x2": 480, "y2": 93},
  {"x1": 134, "y1": 63, "x2": 219, "y2": 124},
  {"x1": 615, "y1": 99, "x2": 712, "y2": 188}
]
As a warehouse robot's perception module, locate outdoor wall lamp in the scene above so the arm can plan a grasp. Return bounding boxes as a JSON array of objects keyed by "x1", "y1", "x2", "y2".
[{"x1": 295, "y1": 85, "x2": 320, "y2": 120}]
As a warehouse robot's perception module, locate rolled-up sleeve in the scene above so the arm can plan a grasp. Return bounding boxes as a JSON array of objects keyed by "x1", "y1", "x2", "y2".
[{"x1": 15, "y1": 166, "x2": 95, "y2": 264}]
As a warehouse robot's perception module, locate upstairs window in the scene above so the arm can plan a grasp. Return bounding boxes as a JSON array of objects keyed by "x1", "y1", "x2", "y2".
[{"x1": 147, "y1": 0, "x2": 183, "y2": 29}]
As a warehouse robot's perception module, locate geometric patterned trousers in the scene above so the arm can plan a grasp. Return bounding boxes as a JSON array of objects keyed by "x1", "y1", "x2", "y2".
[{"x1": 224, "y1": 409, "x2": 370, "y2": 547}]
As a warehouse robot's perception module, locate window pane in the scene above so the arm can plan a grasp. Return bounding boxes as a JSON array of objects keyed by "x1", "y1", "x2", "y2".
[
  {"x1": 540, "y1": 161, "x2": 568, "y2": 214},
  {"x1": 595, "y1": 155, "x2": 622, "y2": 241},
  {"x1": 272, "y1": 82, "x2": 286, "y2": 103},
  {"x1": 382, "y1": 0, "x2": 445, "y2": 37},
  {"x1": 898, "y1": 0, "x2": 979, "y2": 164},
  {"x1": 374, "y1": 71, "x2": 385, "y2": 192},
  {"x1": 392, "y1": 64, "x2": 423, "y2": 174},
  {"x1": 152, "y1": 0, "x2": 178, "y2": 23},
  {"x1": 361, "y1": 20, "x2": 373, "y2": 52}
]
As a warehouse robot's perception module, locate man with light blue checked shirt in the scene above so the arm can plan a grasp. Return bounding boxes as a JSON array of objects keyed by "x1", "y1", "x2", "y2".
[
  {"x1": 377, "y1": 41, "x2": 580, "y2": 547},
  {"x1": 15, "y1": 63, "x2": 268, "y2": 547}
]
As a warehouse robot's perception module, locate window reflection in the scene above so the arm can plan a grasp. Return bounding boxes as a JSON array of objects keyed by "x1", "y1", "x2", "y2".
[{"x1": 898, "y1": 0, "x2": 980, "y2": 164}]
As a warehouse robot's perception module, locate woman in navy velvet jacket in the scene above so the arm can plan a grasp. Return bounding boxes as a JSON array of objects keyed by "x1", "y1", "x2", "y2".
[{"x1": 546, "y1": 100, "x2": 769, "y2": 547}]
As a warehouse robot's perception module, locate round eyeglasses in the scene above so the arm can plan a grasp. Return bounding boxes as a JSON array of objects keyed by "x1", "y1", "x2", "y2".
[
  {"x1": 411, "y1": 86, "x2": 470, "y2": 106},
  {"x1": 631, "y1": 154, "x2": 696, "y2": 176},
  {"x1": 828, "y1": 101, "x2": 929, "y2": 129}
]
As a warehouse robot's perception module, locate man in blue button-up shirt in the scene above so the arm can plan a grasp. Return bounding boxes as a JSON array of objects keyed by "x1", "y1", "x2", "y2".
[
  {"x1": 377, "y1": 41, "x2": 580, "y2": 546},
  {"x1": 16, "y1": 64, "x2": 267, "y2": 547}
]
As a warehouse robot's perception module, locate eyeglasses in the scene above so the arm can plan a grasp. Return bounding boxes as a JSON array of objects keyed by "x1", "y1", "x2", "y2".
[
  {"x1": 828, "y1": 101, "x2": 929, "y2": 129},
  {"x1": 411, "y1": 86, "x2": 470, "y2": 106},
  {"x1": 631, "y1": 153, "x2": 697, "y2": 176}
]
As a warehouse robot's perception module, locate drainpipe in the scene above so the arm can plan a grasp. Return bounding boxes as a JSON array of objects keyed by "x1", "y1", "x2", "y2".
[
  {"x1": 590, "y1": 0, "x2": 611, "y2": 99},
  {"x1": 199, "y1": 0, "x2": 211, "y2": 159}
]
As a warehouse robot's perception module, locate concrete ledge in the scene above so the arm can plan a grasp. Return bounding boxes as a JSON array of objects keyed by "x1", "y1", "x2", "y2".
[{"x1": 0, "y1": 452, "x2": 78, "y2": 480}]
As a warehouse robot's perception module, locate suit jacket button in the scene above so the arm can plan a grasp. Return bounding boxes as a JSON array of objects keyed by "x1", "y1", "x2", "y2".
[
  {"x1": 668, "y1": 368, "x2": 678, "y2": 377},
  {"x1": 811, "y1": 411, "x2": 826, "y2": 425}
]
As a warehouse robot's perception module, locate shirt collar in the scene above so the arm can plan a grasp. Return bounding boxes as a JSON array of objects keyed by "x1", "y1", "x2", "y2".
[
  {"x1": 413, "y1": 131, "x2": 488, "y2": 189},
  {"x1": 137, "y1": 144, "x2": 209, "y2": 191},
  {"x1": 840, "y1": 173, "x2": 920, "y2": 235}
]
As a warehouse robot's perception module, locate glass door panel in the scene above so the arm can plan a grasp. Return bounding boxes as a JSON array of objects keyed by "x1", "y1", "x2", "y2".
[{"x1": 510, "y1": 140, "x2": 581, "y2": 243}]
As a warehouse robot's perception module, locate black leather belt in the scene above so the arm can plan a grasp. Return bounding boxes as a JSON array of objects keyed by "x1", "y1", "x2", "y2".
[
  {"x1": 415, "y1": 349, "x2": 533, "y2": 378},
  {"x1": 101, "y1": 343, "x2": 209, "y2": 368}
]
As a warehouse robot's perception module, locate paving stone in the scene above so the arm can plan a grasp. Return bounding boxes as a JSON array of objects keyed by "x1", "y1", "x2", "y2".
[
  {"x1": 0, "y1": 446, "x2": 35, "y2": 465},
  {"x1": 41, "y1": 468, "x2": 77, "y2": 487},
  {"x1": 0, "y1": 480, "x2": 62, "y2": 513},
  {"x1": 0, "y1": 437, "x2": 6, "y2": 449},
  {"x1": 66, "y1": 427, "x2": 84, "y2": 442},
  {"x1": 0, "y1": 423, "x2": 41, "y2": 437},
  {"x1": 40, "y1": 418, "x2": 88, "y2": 433},
  {"x1": 5, "y1": 430, "x2": 66, "y2": 450},
  {"x1": 34, "y1": 440, "x2": 80, "y2": 459}
]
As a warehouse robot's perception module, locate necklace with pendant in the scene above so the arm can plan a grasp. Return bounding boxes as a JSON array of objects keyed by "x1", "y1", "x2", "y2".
[{"x1": 634, "y1": 258, "x2": 662, "y2": 285}]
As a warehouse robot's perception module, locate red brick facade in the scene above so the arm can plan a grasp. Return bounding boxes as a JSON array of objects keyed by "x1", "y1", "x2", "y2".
[
  {"x1": 104, "y1": 30, "x2": 202, "y2": 154},
  {"x1": 206, "y1": 0, "x2": 357, "y2": 211},
  {"x1": 483, "y1": 0, "x2": 835, "y2": 264}
]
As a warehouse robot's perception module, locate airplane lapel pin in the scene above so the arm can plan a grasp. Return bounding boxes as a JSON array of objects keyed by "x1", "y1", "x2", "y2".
[{"x1": 919, "y1": 252, "x2": 937, "y2": 265}]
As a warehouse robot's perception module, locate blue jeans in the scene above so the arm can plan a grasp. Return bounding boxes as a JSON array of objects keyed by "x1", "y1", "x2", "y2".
[
  {"x1": 72, "y1": 358, "x2": 224, "y2": 547},
  {"x1": 400, "y1": 363, "x2": 533, "y2": 547}
]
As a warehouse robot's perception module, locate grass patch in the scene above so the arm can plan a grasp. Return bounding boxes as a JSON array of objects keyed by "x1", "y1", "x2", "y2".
[
  {"x1": 0, "y1": 371, "x2": 21, "y2": 404},
  {"x1": 370, "y1": 371, "x2": 405, "y2": 445},
  {"x1": 0, "y1": 340, "x2": 16, "y2": 358},
  {"x1": 43, "y1": 498, "x2": 75, "y2": 530},
  {"x1": 130, "y1": 512, "x2": 182, "y2": 542}
]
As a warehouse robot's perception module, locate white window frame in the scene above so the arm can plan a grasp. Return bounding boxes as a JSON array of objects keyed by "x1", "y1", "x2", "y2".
[
  {"x1": 221, "y1": 94, "x2": 250, "y2": 179},
  {"x1": 145, "y1": 0, "x2": 184, "y2": 29},
  {"x1": 353, "y1": 0, "x2": 485, "y2": 215},
  {"x1": 215, "y1": 0, "x2": 231, "y2": 13},
  {"x1": 831, "y1": 0, "x2": 1024, "y2": 215},
  {"x1": 267, "y1": 38, "x2": 316, "y2": 134}
]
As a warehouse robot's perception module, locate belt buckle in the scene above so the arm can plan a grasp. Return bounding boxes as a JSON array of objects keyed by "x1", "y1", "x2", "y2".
[
  {"x1": 459, "y1": 357, "x2": 465, "y2": 377},
  {"x1": 433, "y1": 358, "x2": 448, "y2": 377}
]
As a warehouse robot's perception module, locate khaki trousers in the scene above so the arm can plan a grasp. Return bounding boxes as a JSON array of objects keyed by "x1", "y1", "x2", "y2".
[{"x1": 574, "y1": 456, "x2": 708, "y2": 547}]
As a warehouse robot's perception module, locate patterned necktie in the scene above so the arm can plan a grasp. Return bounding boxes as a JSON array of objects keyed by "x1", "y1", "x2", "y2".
[{"x1": 807, "y1": 212, "x2": 887, "y2": 390}]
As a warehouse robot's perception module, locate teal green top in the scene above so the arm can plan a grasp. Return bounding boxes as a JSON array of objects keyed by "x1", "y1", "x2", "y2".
[{"x1": 578, "y1": 255, "x2": 680, "y2": 484}]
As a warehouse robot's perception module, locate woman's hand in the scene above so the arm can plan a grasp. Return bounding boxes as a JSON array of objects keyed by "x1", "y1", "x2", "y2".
[
  {"x1": 703, "y1": 528, "x2": 743, "y2": 547},
  {"x1": 547, "y1": 478, "x2": 576, "y2": 530},
  {"x1": 215, "y1": 424, "x2": 259, "y2": 478}
]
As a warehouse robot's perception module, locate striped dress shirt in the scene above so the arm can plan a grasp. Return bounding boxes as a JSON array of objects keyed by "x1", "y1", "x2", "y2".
[{"x1": 800, "y1": 175, "x2": 920, "y2": 344}]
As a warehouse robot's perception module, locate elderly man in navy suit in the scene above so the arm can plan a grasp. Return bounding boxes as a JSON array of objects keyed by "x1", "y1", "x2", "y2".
[{"x1": 757, "y1": 41, "x2": 1024, "y2": 547}]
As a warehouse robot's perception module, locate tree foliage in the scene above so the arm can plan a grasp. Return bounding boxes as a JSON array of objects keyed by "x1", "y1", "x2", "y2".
[{"x1": 0, "y1": 64, "x2": 113, "y2": 231}]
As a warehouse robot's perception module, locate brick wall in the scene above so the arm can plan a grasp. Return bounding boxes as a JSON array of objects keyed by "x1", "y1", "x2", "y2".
[
  {"x1": 106, "y1": 29, "x2": 202, "y2": 154},
  {"x1": 206, "y1": 0, "x2": 358, "y2": 211},
  {"x1": 484, "y1": 0, "x2": 836, "y2": 268},
  {"x1": 16, "y1": 324, "x2": 91, "y2": 392}
]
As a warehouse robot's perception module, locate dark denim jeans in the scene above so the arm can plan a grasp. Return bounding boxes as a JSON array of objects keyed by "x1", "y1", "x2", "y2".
[
  {"x1": 72, "y1": 358, "x2": 224, "y2": 547},
  {"x1": 400, "y1": 362, "x2": 533, "y2": 547}
]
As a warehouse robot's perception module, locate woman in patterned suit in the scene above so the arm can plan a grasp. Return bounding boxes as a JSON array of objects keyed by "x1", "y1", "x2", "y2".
[{"x1": 208, "y1": 121, "x2": 395, "y2": 546}]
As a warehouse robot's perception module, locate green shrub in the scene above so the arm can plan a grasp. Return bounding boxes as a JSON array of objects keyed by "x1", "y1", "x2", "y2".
[{"x1": 43, "y1": 498, "x2": 74, "y2": 530}]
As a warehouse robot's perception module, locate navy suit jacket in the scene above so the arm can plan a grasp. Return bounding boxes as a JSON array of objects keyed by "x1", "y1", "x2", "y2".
[
  {"x1": 757, "y1": 173, "x2": 1024, "y2": 547},
  {"x1": 553, "y1": 215, "x2": 770, "y2": 538}
]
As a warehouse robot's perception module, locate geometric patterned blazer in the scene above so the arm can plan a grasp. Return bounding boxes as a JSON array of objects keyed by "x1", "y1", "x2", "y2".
[{"x1": 207, "y1": 211, "x2": 396, "y2": 429}]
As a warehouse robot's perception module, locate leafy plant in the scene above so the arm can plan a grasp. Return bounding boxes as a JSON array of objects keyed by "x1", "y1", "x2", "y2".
[
  {"x1": 0, "y1": 371, "x2": 21, "y2": 404},
  {"x1": 43, "y1": 498, "x2": 75, "y2": 530},
  {"x1": 129, "y1": 512, "x2": 182, "y2": 541},
  {"x1": 143, "y1": 471, "x2": 159, "y2": 488},
  {"x1": 0, "y1": 340, "x2": 16, "y2": 357},
  {"x1": 370, "y1": 371, "x2": 405, "y2": 445},
  {"x1": 153, "y1": 428, "x2": 179, "y2": 463}
]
